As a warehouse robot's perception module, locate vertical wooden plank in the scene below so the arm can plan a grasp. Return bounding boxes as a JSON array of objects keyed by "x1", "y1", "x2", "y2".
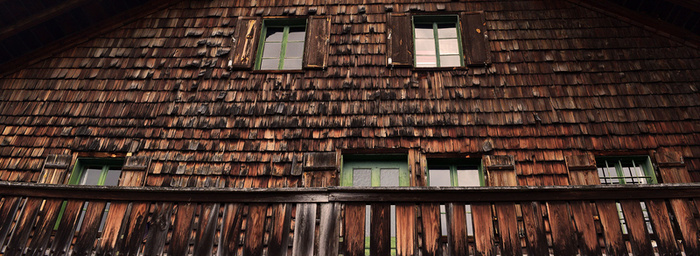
[
  {"x1": 168, "y1": 203, "x2": 196, "y2": 256},
  {"x1": 96, "y1": 202, "x2": 130, "y2": 254},
  {"x1": 396, "y1": 204, "x2": 415, "y2": 256},
  {"x1": 596, "y1": 201, "x2": 627, "y2": 256},
  {"x1": 420, "y1": 203, "x2": 441, "y2": 256},
  {"x1": 645, "y1": 200, "x2": 681, "y2": 255},
  {"x1": 230, "y1": 17, "x2": 261, "y2": 69},
  {"x1": 316, "y1": 203, "x2": 340, "y2": 256},
  {"x1": 669, "y1": 199, "x2": 699, "y2": 254},
  {"x1": 26, "y1": 198, "x2": 64, "y2": 255},
  {"x1": 386, "y1": 13, "x2": 413, "y2": 66},
  {"x1": 118, "y1": 202, "x2": 150, "y2": 256},
  {"x1": 461, "y1": 11, "x2": 491, "y2": 66},
  {"x1": 0, "y1": 197, "x2": 22, "y2": 250},
  {"x1": 569, "y1": 201, "x2": 602, "y2": 255},
  {"x1": 5, "y1": 197, "x2": 42, "y2": 256},
  {"x1": 292, "y1": 203, "x2": 317, "y2": 256},
  {"x1": 303, "y1": 16, "x2": 330, "y2": 69},
  {"x1": 448, "y1": 203, "x2": 469, "y2": 256},
  {"x1": 495, "y1": 203, "x2": 521, "y2": 256},
  {"x1": 619, "y1": 200, "x2": 654, "y2": 255},
  {"x1": 193, "y1": 203, "x2": 220, "y2": 256},
  {"x1": 269, "y1": 203, "x2": 292, "y2": 256},
  {"x1": 343, "y1": 203, "x2": 365, "y2": 256},
  {"x1": 520, "y1": 201, "x2": 548, "y2": 256},
  {"x1": 472, "y1": 203, "x2": 496, "y2": 256},
  {"x1": 219, "y1": 203, "x2": 244, "y2": 256},
  {"x1": 245, "y1": 204, "x2": 267, "y2": 256},
  {"x1": 143, "y1": 202, "x2": 174, "y2": 256},
  {"x1": 73, "y1": 201, "x2": 108, "y2": 256},
  {"x1": 546, "y1": 202, "x2": 577, "y2": 255},
  {"x1": 51, "y1": 200, "x2": 83, "y2": 255},
  {"x1": 371, "y1": 203, "x2": 391, "y2": 256}
]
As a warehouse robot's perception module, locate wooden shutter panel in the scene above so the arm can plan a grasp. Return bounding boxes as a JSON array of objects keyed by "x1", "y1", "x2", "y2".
[
  {"x1": 120, "y1": 155, "x2": 151, "y2": 186},
  {"x1": 461, "y1": 12, "x2": 491, "y2": 66},
  {"x1": 304, "y1": 16, "x2": 330, "y2": 69},
  {"x1": 386, "y1": 13, "x2": 413, "y2": 67},
  {"x1": 230, "y1": 17, "x2": 262, "y2": 69},
  {"x1": 39, "y1": 154, "x2": 71, "y2": 184}
]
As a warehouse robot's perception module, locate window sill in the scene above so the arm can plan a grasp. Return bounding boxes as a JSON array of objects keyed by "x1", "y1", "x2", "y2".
[{"x1": 251, "y1": 69, "x2": 305, "y2": 74}]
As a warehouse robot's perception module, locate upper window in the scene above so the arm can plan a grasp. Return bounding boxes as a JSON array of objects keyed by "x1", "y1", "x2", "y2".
[
  {"x1": 68, "y1": 158, "x2": 124, "y2": 186},
  {"x1": 413, "y1": 16, "x2": 462, "y2": 68},
  {"x1": 256, "y1": 19, "x2": 306, "y2": 70},
  {"x1": 340, "y1": 154, "x2": 409, "y2": 187},
  {"x1": 428, "y1": 159, "x2": 483, "y2": 187},
  {"x1": 596, "y1": 156, "x2": 657, "y2": 185}
]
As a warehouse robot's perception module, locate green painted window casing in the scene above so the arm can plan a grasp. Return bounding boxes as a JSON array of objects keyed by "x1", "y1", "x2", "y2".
[
  {"x1": 340, "y1": 154, "x2": 409, "y2": 187},
  {"x1": 596, "y1": 156, "x2": 657, "y2": 185},
  {"x1": 427, "y1": 158, "x2": 484, "y2": 187},
  {"x1": 255, "y1": 18, "x2": 307, "y2": 70},
  {"x1": 412, "y1": 15, "x2": 463, "y2": 67}
]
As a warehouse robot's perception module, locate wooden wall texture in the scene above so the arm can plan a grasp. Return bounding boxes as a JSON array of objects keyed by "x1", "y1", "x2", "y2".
[{"x1": 0, "y1": 0, "x2": 699, "y2": 186}]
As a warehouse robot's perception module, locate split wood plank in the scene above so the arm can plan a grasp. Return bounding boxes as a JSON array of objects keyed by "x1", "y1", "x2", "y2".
[
  {"x1": 118, "y1": 202, "x2": 150, "y2": 256},
  {"x1": 293, "y1": 203, "x2": 317, "y2": 256},
  {"x1": 420, "y1": 203, "x2": 442, "y2": 256},
  {"x1": 495, "y1": 202, "x2": 522, "y2": 256},
  {"x1": 645, "y1": 200, "x2": 681, "y2": 255},
  {"x1": 303, "y1": 16, "x2": 330, "y2": 69},
  {"x1": 520, "y1": 201, "x2": 548, "y2": 256},
  {"x1": 73, "y1": 201, "x2": 108, "y2": 256},
  {"x1": 472, "y1": 203, "x2": 497, "y2": 256},
  {"x1": 26, "y1": 198, "x2": 64, "y2": 255},
  {"x1": 342, "y1": 203, "x2": 366, "y2": 256},
  {"x1": 669, "y1": 198, "x2": 699, "y2": 254},
  {"x1": 0, "y1": 197, "x2": 22, "y2": 251},
  {"x1": 619, "y1": 200, "x2": 654, "y2": 255},
  {"x1": 169, "y1": 203, "x2": 197, "y2": 256},
  {"x1": 219, "y1": 203, "x2": 244, "y2": 256},
  {"x1": 371, "y1": 203, "x2": 391, "y2": 256},
  {"x1": 50, "y1": 200, "x2": 83, "y2": 255},
  {"x1": 396, "y1": 203, "x2": 416, "y2": 256},
  {"x1": 245, "y1": 204, "x2": 268, "y2": 256},
  {"x1": 193, "y1": 203, "x2": 220, "y2": 256},
  {"x1": 596, "y1": 200, "x2": 627, "y2": 256},
  {"x1": 316, "y1": 203, "x2": 340, "y2": 256},
  {"x1": 546, "y1": 202, "x2": 578, "y2": 255},
  {"x1": 448, "y1": 203, "x2": 469, "y2": 256},
  {"x1": 569, "y1": 201, "x2": 601, "y2": 255},
  {"x1": 5, "y1": 197, "x2": 42, "y2": 256},
  {"x1": 268, "y1": 203, "x2": 292, "y2": 256},
  {"x1": 97, "y1": 201, "x2": 129, "y2": 254},
  {"x1": 143, "y1": 202, "x2": 174, "y2": 256}
]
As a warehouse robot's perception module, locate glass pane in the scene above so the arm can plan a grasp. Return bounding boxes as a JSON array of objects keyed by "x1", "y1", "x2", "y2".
[
  {"x1": 260, "y1": 58, "x2": 280, "y2": 70},
  {"x1": 440, "y1": 55, "x2": 461, "y2": 67},
  {"x1": 429, "y1": 169, "x2": 451, "y2": 186},
  {"x1": 457, "y1": 168, "x2": 480, "y2": 186},
  {"x1": 439, "y1": 39, "x2": 459, "y2": 54},
  {"x1": 415, "y1": 39, "x2": 436, "y2": 55},
  {"x1": 440, "y1": 205, "x2": 447, "y2": 235},
  {"x1": 598, "y1": 166, "x2": 619, "y2": 184},
  {"x1": 104, "y1": 169, "x2": 121, "y2": 186},
  {"x1": 285, "y1": 42, "x2": 305, "y2": 58},
  {"x1": 365, "y1": 205, "x2": 371, "y2": 236},
  {"x1": 265, "y1": 27, "x2": 284, "y2": 41},
  {"x1": 380, "y1": 168, "x2": 399, "y2": 187},
  {"x1": 282, "y1": 59, "x2": 302, "y2": 70},
  {"x1": 287, "y1": 27, "x2": 306, "y2": 41},
  {"x1": 414, "y1": 24, "x2": 434, "y2": 38},
  {"x1": 390, "y1": 205, "x2": 396, "y2": 236},
  {"x1": 437, "y1": 23, "x2": 457, "y2": 38},
  {"x1": 466, "y1": 204, "x2": 474, "y2": 235},
  {"x1": 353, "y1": 168, "x2": 372, "y2": 187},
  {"x1": 81, "y1": 168, "x2": 102, "y2": 185},
  {"x1": 262, "y1": 42, "x2": 282, "y2": 58},
  {"x1": 416, "y1": 55, "x2": 437, "y2": 67}
]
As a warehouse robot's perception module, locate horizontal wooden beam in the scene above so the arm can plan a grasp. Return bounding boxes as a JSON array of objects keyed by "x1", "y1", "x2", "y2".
[
  {"x1": 0, "y1": 181, "x2": 698, "y2": 203},
  {"x1": 0, "y1": 0, "x2": 91, "y2": 42}
]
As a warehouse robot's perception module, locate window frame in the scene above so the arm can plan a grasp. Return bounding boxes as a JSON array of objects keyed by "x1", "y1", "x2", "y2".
[
  {"x1": 254, "y1": 18, "x2": 307, "y2": 71},
  {"x1": 427, "y1": 158, "x2": 484, "y2": 187},
  {"x1": 340, "y1": 154, "x2": 409, "y2": 187},
  {"x1": 412, "y1": 15, "x2": 464, "y2": 68},
  {"x1": 596, "y1": 156, "x2": 657, "y2": 185}
]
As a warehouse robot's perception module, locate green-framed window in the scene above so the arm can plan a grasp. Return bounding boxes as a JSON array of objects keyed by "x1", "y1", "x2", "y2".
[
  {"x1": 256, "y1": 19, "x2": 306, "y2": 70},
  {"x1": 596, "y1": 156, "x2": 656, "y2": 185},
  {"x1": 427, "y1": 159, "x2": 482, "y2": 237},
  {"x1": 413, "y1": 15, "x2": 463, "y2": 67}
]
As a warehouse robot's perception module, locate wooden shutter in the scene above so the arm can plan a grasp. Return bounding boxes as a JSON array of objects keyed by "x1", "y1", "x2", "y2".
[
  {"x1": 461, "y1": 12, "x2": 491, "y2": 66},
  {"x1": 120, "y1": 155, "x2": 151, "y2": 186},
  {"x1": 230, "y1": 17, "x2": 262, "y2": 69},
  {"x1": 386, "y1": 13, "x2": 413, "y2": 67},
  {"x1": 304, "y1": 16, "x2": 330, "y2": 69},
  {"x1": 39, "y1": 154, "x2": 71, "y2": 184}
]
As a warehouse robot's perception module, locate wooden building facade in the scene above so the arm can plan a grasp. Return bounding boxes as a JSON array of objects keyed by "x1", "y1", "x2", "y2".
[{"x1": 0, "y1": 0, "x2": 699, "y2": 255}]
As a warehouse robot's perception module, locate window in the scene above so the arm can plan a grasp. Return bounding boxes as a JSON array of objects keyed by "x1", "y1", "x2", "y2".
[
  {"x1": 428, "y1": 159, "x2": 482, "y2": 236},
  {"x1": 413, "y1": 16, "x2": 462, "y2": 68},
  {"x1": 596, "y1": 156, "x2": 656, "y2": 185},
  {"x1": 256, "y1": 19, "x2": 306, "y2": 70},
  {"x1": 341, "y1": 154, "x2": 408, "y2": 256}
]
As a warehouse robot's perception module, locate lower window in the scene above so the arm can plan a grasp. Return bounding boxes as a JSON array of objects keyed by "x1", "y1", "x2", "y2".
[{"x1": 596, "y1": 156, "x2": 656, "y2": 185}]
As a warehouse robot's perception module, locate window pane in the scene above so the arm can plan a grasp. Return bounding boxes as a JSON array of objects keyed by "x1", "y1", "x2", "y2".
[
  {"x1": 262, "y1": 42, "x2": 282, "y2": 58},
  {"x1": 380, "y1": 168, "x2": 399, "y2": 187},
  {"x1": 285, "y1": 42, "x2": 305, "y2": 58},
  {"x1": 439, "y1": 39, "x2": 460, "y2": 54},
  {"x1": 287, "y1": 27, "x2": 306, "y2": 41},
  {"x1": 260, "y1": 58, "x2": 280, "y2": 70},
  {"x1": 416, "y1": 55, "x2": 437, "y2": 67},
  {"x1": 414, "y1": 24, "x2": 434, "y2": 38},
  {"x1": 415, "y1": 39, "x2": 436, "y2": 55},
  {"x1": 104, "y1": 169, "x2": 122, "y2": 186},
  {"x1": 429, "y1": 168, "x2": 451, "y2": 186},
  {"x1": 466, "y1": 204, "x2": 474, "y2": 235},
  {"x1": 282, "y1": 59, "x2": 302, "y2": 70},
  {"x1": 437, "y1": 24, "x2": 457, "y2": 38},
  {"x1": 440, "y1": 205, "x2": 447, "y2": 235},
  {"x1": 81, "y1": 168, "x2": 102, "y2": 185},
  {"x1": 353, "y1": 168, "x2": 372, "y2": 187},
  {"x1": 598, "y1": 166, "x2": 619, "y2": 184},
  {"x1": 265, "y1": 27, "x2": 284, "y2": 41},
  {"x1": 440, "y1": 55, "x2": 461, "y2": 67},
  {"x1": 457, "y1": 168, "x2": 480, "y2": 186}
]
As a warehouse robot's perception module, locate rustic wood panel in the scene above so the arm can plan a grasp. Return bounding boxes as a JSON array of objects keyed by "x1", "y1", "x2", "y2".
[
  {"x1": 0, "y1": 196, "x2": 22, "y2": 251},
  {"x1": 245, "y1": 204, "x2": 268, "y2": 256},
  {"x1": 316, "y1": 203, "x2": 340, "y2": 256},
  {"x1": 97, "y1": 202, "x2": 129, "y2": 254},
  {"x1": 596, "y1": 201, "x2": 626, "y2": 256},
  {"x1": 569, "y1": 201, "x2": 601, "y2": 255},
  {"x1": 546, "y1": 202, "x2": 577, "y2": 255},
  {"x1": 143, "y1": 202, "x2": 174, "y2": 256},
  {"x1": 268, "y1": 203, "x2": 292, "y2": 256},
  {"x1": 448, "y1": 203, "x2": 469, "y2": 256},
  {"x1": 118, "y1": 202, "x2": 150, "y2": 256},
  {"x1": 461, "y1": 11, "x2": 490, "y2": 66},
  {"x1": 342, "y1": 203, "x2": 365, "y2": 256},
  {"x1": 669, "y1": 198, "x2": 699, "y2": 254},
  {"x1": 520, "y1": 201, "x2": 548, "y2": 256},
  {"x1": 292, "y1": 203, "x2": 316, "y2": 256},
  {"x1": 219, "y1": 203, "x2": 244, "y2": 256},
  {"x1": 230, "y1": 17, "x2": 261, "y2": 69},
  {"x1": 420, "y1": 203, "x2": 442, "y2": 256},
  {"x1": 495, "y1": 203, "x2": 521, "y2": 256},
  {"x1": 371, "y1": 203, "x2": 391, "y2": 256},
  {"x1": 472, "y1": 203, "x2": 496, "y2": 256},
  {"x1": 304, "y1": 16, "x2": 330, "y2": 69},
  {"x1": 50, "y1": 200, "x2": 83, "y2": 255},
  {"x1": 645, "y1": 199, "x2": 681, "y2": 255},
  {"x1": 193, "y1": 203, "x2": 220, "y2": 256},
  {"x1": 73, "y1": 201, "x2": 108, "y2": 256},
  {"x1": 26, "y1": 198, "x2": 64, "y2": 255},
  {"x1": 619, "y1": 200, "x2": 654, "y2": 255},
  {"x1": 395, "y1": 203, "x2": 415, "y2": 256},
  {"x1": 5, "y1": 198, "x2": 42, "y2": 256},
  {"x1": 386, "y1": 12, "x2": 412, "y2": 66}
]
